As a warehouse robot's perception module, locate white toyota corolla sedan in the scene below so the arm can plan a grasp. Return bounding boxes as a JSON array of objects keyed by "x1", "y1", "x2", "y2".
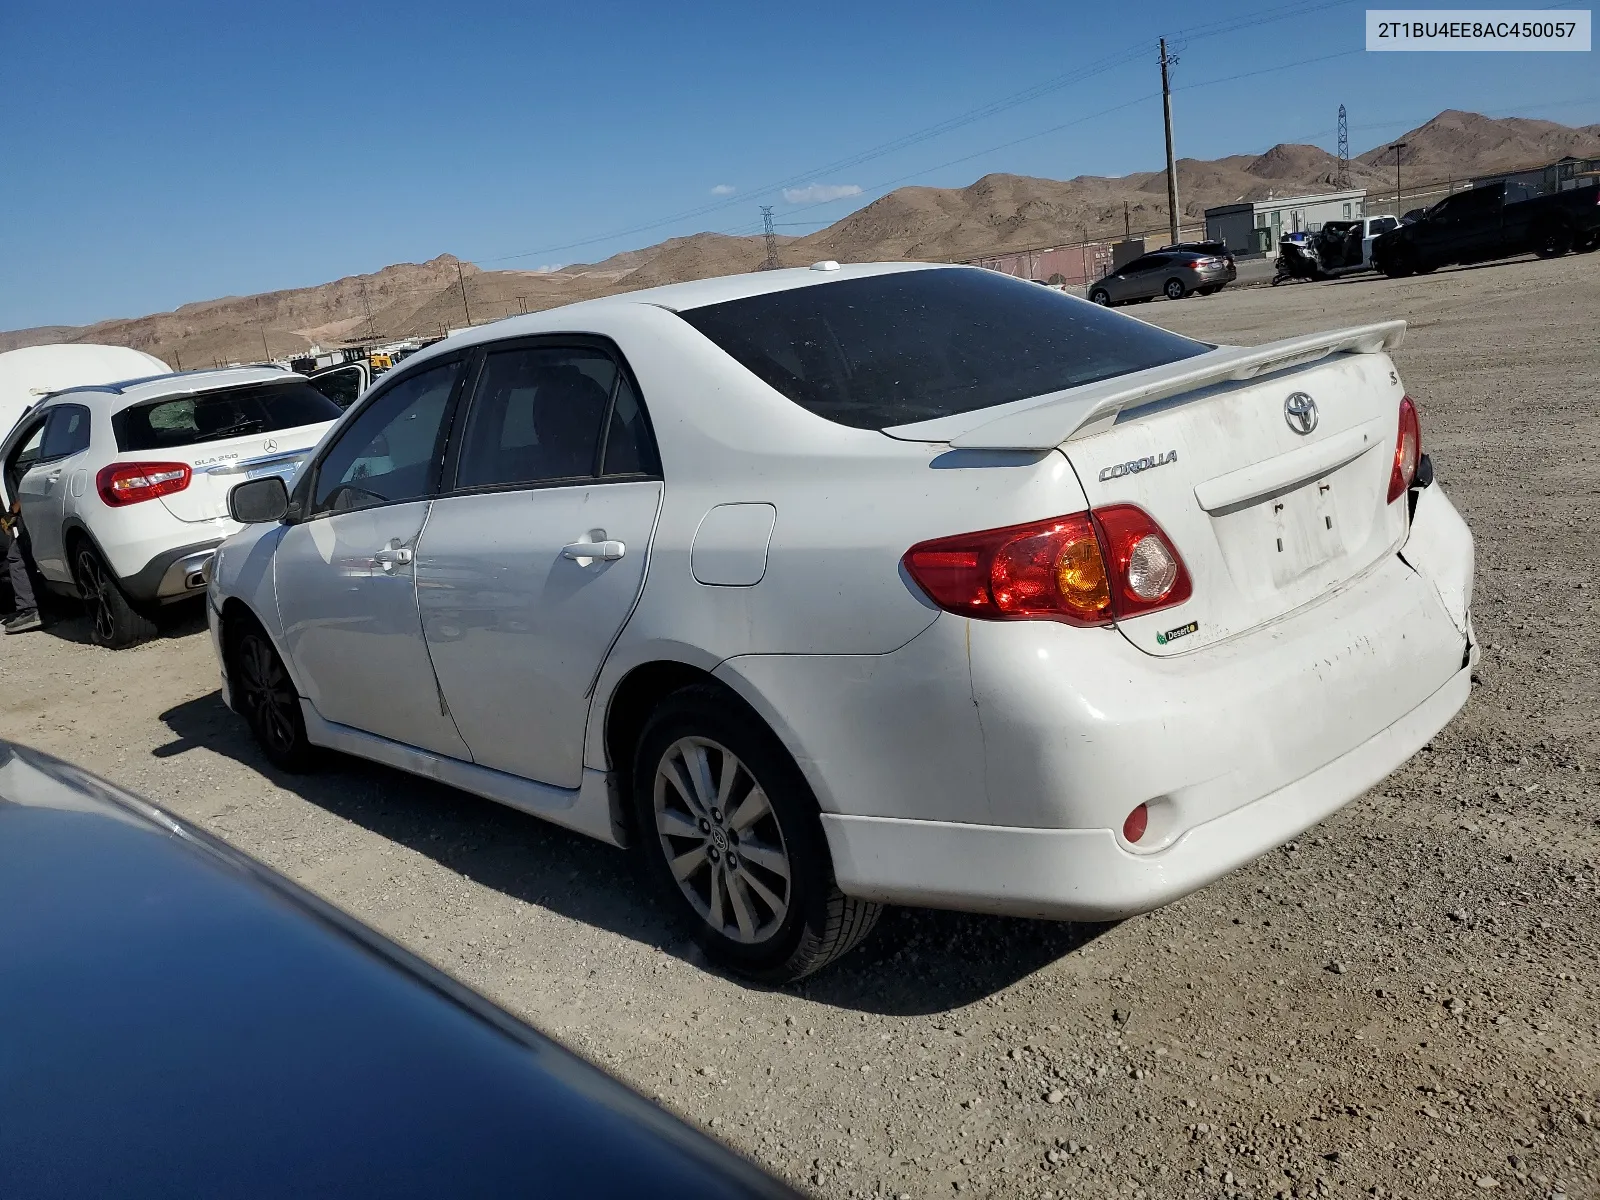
[{"x1": 208, "y1": 262, "x2": 1475, "y2": 980}]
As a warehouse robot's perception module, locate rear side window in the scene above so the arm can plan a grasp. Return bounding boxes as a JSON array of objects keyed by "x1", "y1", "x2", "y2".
[
  {"x1": 40, "y1": 405, "x2": 91, "y2": 460},
  {"x1": 454, "y1": 347, "x2": 617, "y2": 489},
  {"x1": 677, "y1": 268, "x2": 1207, "y2": 430},
  {"x1": 114, "y1": 383, "x2": 340, "y2": 452}
]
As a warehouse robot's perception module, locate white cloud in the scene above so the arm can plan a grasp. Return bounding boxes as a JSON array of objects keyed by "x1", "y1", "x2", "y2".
[
  {"x1": 533, "y1": 263, "x2": 564, "y2": 273},
  {"x1": 710, "y1": 183, "x2": 737, "y2": 195},
  {"x1": 782, "y1": 183, "x2": 863, "y2": 204}
]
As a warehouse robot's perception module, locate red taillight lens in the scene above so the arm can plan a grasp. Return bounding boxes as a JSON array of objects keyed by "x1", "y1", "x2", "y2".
[
  {"x1": 1387, "y1": 395, "x2": 1421, "y2": 503},
  {"x1": 903, "y1": 513, "x2": 1112, "y2": 625},
  {"x1": 903, "y1": 505, "x2": 1189, "y2": 625},
  {"x1": 97, "y1": 461, "x2": 192, "y2": 506},
  {"x1": 1123, "y1": 803, "x2": 1149, "y2": 844},
  {"x1": 1091, "y1": 504, "x2": 1193, "y2": 618}
]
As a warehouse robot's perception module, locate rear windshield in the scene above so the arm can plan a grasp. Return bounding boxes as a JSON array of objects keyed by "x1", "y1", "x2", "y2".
[
  {"x1": 114, "y1": 382, "x2": 341, "y2": 453},
  {"x1": 676, "y1": 267, "x2": 1209, "y2": 430}
]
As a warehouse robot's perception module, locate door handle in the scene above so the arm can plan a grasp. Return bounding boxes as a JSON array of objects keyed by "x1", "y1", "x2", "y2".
[
  {"x1": 372, "y1": 546, "x2": 414, "y2": 571},
  {"x1": 561, "y1": 539, "x2": 625, "y2": 564}
]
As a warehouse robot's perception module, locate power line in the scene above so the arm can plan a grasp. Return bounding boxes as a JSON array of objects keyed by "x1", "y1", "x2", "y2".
[{"x1": 471, "y1": 0, "x2": 1357, "y2": 264}]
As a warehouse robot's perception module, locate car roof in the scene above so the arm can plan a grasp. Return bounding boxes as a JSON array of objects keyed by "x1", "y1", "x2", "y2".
[
  {"x1": 416, "y1": 261, "x2": 951, "y2": 362},
  {"x1": 0, "y1": 741, "x2": 797, "y2": 1199},
  {"x1": 43, "y1": 365, "x2": 302, "y2": 410}
]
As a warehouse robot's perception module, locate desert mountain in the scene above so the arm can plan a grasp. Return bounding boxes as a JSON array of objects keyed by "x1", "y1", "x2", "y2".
[{"x1": 9, "y1": 109, "x2": 1598, "y2": 366}]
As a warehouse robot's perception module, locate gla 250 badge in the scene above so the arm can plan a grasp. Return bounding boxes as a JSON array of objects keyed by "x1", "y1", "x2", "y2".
[{"x1": 1098, "y1": 449, "x2": 1177, "y2": 482}]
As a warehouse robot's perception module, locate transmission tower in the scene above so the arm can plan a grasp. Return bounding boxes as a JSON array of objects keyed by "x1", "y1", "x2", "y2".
[
  {"x1": 760, "y1": 206, "x2": 779, "y2": 270},
  {"x1": 1337, "y1": 104, "x2": 1350, "y2": 188}
]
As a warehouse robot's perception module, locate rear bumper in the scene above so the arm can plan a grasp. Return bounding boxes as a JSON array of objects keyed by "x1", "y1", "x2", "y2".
[
  {"x1": 823, "y1": 660, "x2": 1468, "y2": 919},
  {"x1": 122, "y1": 538, "x2": 225, "y2": 603},
  {"x1": 723, "y1": 482, "x2": 1474, "y2": 921}
]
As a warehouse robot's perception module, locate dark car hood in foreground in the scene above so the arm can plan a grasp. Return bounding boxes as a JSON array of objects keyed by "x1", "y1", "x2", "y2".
[{"x1": 0, "y1": 743, "x2": 796, "y2": 1200}]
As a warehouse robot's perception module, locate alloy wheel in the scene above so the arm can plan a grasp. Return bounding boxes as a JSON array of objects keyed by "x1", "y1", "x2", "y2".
[
  {"x1": 77, "y1": 549, "x2": 116, "y2": 644},
  {"x1": 653, "y1": 735, "x2": 792, "y2": 945},
  {"x1": 237, "y1": 632, "x2": 299, "y2": 756}
]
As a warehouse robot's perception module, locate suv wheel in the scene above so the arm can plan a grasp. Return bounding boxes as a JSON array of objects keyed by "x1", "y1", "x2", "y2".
[
  {"x1": 1088, "y1": 288, "x2": 1111, "y2": 306},
  {"x1": 632, "y1": 685, "x2": 881, "y2": 982},
  {"x1": 1164, "y1": 278, "x2": 1188, "y2": 300},
  {"x1": 73, "y1": 544, "x2": 157, "y2": 649},
  {"x1": 229, "y1": 618, "x2": 319, "y2": 772}
]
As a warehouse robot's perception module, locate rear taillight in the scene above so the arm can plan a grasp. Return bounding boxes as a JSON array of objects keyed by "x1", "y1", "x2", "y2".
[
  {"x1": 97, "y1": 461, "x2": 192, "y2": 506},
  {"x1": 903, "y1": 505, "x2": 1189, "y2": 625},
  {"x1": 1387, "y1": 395, "x2": 1421, "y2": 503},
  {"x1": 1091, "y1": 504, "x2": 1194, "y2": 618}
]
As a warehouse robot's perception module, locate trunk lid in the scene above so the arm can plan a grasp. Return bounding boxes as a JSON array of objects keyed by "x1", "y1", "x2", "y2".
[
  {"x1": 157, "y1": 424, "x2": 330, "y2": 522},
  {"x1": 1067, "y1": 350, "x2": 1407, "y2": 655},
  {"x1": 886, "y1": 322, "x2": 1411, "y2": 656}
]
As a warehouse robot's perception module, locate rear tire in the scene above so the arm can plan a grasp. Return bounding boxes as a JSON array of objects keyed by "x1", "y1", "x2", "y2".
[
  {"x1": 1378, "y1": 247, "x2": 1416, "y2": 278},
  {"x1": 631, "y1": 685, "x2": 881, "y2": 982},
  {"x1": 1088, "y1": 288, "x2": 1111, "y2": 306},
  {"x1": 1534, "y1": 223, "x2": 1573, "y2": 258},
  {"x1": 1164, "y1": 278, "x2": 1188, "y2": 300},
  {"x1": 227, "y1": 616, "x2": 319, "y2": 772},
  {"x1": 72, "y1": 543, "x2": 157, "y2": 649},
  {"x1": 1198, "y1": 285, "x2": 1220, "y2": 296}
]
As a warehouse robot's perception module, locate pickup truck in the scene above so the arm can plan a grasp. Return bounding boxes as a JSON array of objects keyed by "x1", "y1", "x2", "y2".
[
  {"x1": 1308, "y1": 215, "x2": 1403, "y2": 273},
  {"x1": 1371, "y1": 180, "x2": 1600, "y2": 277}
]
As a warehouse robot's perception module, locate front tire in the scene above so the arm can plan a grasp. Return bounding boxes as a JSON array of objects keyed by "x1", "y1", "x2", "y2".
[
  {"x1": 228, "y1": 618, "x2": 319, "y2": 772},
  {"x1": 631, "y1": 685, "x2": 881, "y2": 982},
  {"x1": 1164, "y1": 278, "x2": 1188, "y2": 300},
  {"x1": 1088, "y1": 288, "x2": 1111, "y2": 306},
  {"x1": 73, "y1": 544, "x2": 157, "y2": 649}
]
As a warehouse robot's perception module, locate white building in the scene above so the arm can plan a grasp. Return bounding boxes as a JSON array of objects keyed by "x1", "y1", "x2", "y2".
[{"x1": 1204, "y1": 188, "x2": 1368, "y2": 256}]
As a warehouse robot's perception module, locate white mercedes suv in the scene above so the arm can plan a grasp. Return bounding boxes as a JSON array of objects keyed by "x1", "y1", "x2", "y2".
[
  {"x1": 207, "y1": 263, "x2": 1476, "y2": 980},
  {"x1": 1, "y1": 367, "x2": 341, "y2": 647}
]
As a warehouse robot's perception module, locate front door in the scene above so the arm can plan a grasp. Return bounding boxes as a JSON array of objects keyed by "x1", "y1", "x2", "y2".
[
  {"x1": 416, "y1": 341, "x2": 662, "y2": 789},
  {"x1": 274, "y1": 358, "x2": 471, "y2": 758}
]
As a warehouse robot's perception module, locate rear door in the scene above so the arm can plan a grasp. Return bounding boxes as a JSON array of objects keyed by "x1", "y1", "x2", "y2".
[
  {"x1": 111, "y1": 381, "x2": 341, "y2": 524},
  {"x1": 274, "y1": 358, "x2": 472, "y2": 757},
  {"x1": 19, "y1": 404, "x2": 92, "y2": 578},
  {"x1": 1111, "y1": 255, "x2": 1164, "y2": 302},
  {"x1": 1062, "y1": 350, "x2": 1408, "y2": 656},
  {"x1": 415, "y1": 339, "x2": 662, "y2": 790}
]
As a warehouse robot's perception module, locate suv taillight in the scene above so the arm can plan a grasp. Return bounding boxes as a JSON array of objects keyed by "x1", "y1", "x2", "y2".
[
  {"x1": 97, "y1": 461, "x2": 192, "y2": 506},
  {"x1": 903, "y1": 505, "x2": 1190, "y2": 625},
  {"x1": 1386, "y1": 395, "x2": 1421, "y2": 503}
]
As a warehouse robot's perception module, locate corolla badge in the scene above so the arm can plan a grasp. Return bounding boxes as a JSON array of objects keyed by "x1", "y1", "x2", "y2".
[
  {"x1": 1284, "y1": 392, "x2": 1318, "y2": 435},
  {"x1": 1098, "y1": 449, "x2": 1177, "y2": 482}
]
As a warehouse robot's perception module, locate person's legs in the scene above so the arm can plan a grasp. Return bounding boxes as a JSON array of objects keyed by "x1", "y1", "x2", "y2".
[{"x1": 4, "y1": 527, "x2": 41, "y2": 633}]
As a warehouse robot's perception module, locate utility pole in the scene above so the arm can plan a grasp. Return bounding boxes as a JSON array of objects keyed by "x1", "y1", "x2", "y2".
[
  {"x1": 359, "y1": 282, "x2": 377, "y2": 340},
  {"x1": 255, "y1": 298, "x2": 271, "y2": 363},
  {"x1": 1390, "y1": 141, "x2": 1408, "y2": 214},
  {"x1": 760, "y1": 206, "x2": 779, "y2": 270},
  {"x1": 455, "y1": 259, "x2": 473, "y2": 327},
  {"x1": 1336, "y1": 105, "x2": 1351, "y2": 189},
  {"x1": 1124, "y1": 200, "x2": 1132, "y2": 241},
  {"x1": 1159, "y1": 37, "x2": 1180, "y2": 246}
]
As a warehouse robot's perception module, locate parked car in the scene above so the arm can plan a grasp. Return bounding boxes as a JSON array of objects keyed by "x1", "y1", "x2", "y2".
[
  {"x1": 0, "y1": 367, "x2": 341, "y2": 648},
  {"x1": 209, "y1": 263, "x2": 1475, "y2": 981},
  {"x1": 1087, "y1": 248, "x2": 1236, "y2": 305},
  {"x1": 1371, "y1": 179, "x2": 1600, "y2": 276},
  {"x1": 0, "y1": 740, "x2": 796, "y2": 1200},
  {"x1": 1167, "y1": 239, "x2": 1236, "y2": 269}
]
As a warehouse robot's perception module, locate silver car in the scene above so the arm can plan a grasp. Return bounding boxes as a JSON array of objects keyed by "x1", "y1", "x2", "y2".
[{"x1": 1087, "y1": 249, "x2": 1237, "y2": 306}]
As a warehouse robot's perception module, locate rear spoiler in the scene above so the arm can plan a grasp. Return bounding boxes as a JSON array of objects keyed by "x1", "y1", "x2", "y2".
[{"x1": 890, "y1": 321, "x2": 1406, "y2": 450}]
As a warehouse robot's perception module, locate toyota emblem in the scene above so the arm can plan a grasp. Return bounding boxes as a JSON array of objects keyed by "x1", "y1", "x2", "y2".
[
  {"x1": 263, "y1": 438, "x2": 279, "y2": 452},
  {"x1": 1283, "y1": 392, "x2": 1318, "y2": 436}
]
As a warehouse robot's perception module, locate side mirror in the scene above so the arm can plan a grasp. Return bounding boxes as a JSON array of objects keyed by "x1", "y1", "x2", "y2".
[{"x1": 228, "y1": 476, "x2": 290, "y2": 524}]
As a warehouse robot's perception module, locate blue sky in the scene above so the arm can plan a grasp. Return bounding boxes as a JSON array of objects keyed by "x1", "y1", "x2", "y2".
[{"x1": 1, "y1": 0, "x2": 1594, "y2": 328}]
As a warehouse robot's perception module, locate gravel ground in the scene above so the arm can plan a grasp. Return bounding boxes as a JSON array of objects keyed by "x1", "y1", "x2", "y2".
[{"x1": 3, "y1": 250, "x2": 1598, "y2": 1200}]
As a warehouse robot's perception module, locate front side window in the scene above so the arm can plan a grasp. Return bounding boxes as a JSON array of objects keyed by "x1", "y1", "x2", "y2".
[
  {"x1": 313, "y1": 360, "x2": 461, "y2": 515},
  {"x1": 114, "y1": 382, "x2": 340, "y2": 453},
  {"x1": 677, "y1": 268, "x2": 1208, "y2": 430},
  {"x1": 39, "y1": 405, "x2": 91, "y2": 461},
  {"x1": 310, "y1": 366, "x2": 366, "y2": 409}
]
